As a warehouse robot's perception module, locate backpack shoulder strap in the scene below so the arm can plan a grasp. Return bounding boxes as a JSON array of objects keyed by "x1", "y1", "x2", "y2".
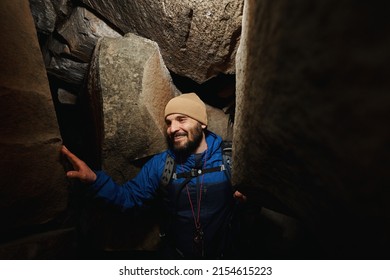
[
  {"x1": 160, "y1": 141, "x2": 233, "y2": 188},
  {"x1": 221, "y1": 140, "x2": 232, "y2": 182},
  {"x1": 160, "y1": 153, "x2": 175, "y2": 188}
]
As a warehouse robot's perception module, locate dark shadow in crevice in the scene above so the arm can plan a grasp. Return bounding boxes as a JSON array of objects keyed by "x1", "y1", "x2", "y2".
[{"x1": 170, "y1": 71, "x2": 236, "y2": 122}]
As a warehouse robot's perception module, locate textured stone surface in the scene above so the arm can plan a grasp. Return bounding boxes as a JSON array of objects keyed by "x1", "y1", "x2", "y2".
[
  {"x1": 58, "y1": 7, "x2": 121, "y2": 62},
  {"x1": 80, "y1": 0, "x2": 243, "y2": 83},
  {"x1": 206, "y1": 105, "x2": 233, "y2": 141},
  {"x1": 29, "y1": 0, "x2": 56, "y2": 34},
  {"x1": 234, "y1": 0, "x2": 390, "y2": 258},
  {"x1": 89, "y1": 33, "x2": 179, "y2": 182},
  {"x1": 0, "y1": 0, "x2": 68, "y2": 231},
  {"x1": 46, "y1": 56, "x2": 89, "y2": 85},
  {"x1": 51, "y1": 0, "x2": 73, "y2": 17}
]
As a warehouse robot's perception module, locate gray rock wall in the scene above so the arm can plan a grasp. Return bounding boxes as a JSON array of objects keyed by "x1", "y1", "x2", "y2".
[
  {"x1": 0, "y1": 0, "x2": 70, "y2": 258},
  {"x1": 234, "y1": 0, "x2": 390, "y2": 258}
]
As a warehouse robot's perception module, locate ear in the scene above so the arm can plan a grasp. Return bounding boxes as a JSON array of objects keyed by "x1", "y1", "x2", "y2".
[{"x1": 201, "y1": 124, "x2": 207, "y2": 129}]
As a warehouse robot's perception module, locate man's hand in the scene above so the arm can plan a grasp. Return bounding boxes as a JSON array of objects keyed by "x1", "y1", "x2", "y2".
[
  {"x1": 233, "y1": 190, "x2": 247, "y2": 203},
  {"x1": 61, "y1": 145, "x2": 97, "y2": 184}
]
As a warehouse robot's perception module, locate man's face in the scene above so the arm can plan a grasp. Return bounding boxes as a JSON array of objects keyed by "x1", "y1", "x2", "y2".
[{"x1": 165, "y1": 113, "x2": 204, "y2": 154}]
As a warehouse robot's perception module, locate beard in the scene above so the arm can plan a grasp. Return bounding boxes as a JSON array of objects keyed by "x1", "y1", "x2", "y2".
[{"x1": 167, "y1": 123, "x2": 204, "y2": 156}]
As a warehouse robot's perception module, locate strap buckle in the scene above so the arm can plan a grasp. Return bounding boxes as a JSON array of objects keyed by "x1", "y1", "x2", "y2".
[{"x1": 190, "y1": 168, "x2": 202, "y2": 177}]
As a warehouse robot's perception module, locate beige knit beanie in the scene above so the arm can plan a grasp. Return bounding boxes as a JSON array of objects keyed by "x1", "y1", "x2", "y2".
[{"x1": 164, "y1": 93, "x2": 208, "y2": 125}]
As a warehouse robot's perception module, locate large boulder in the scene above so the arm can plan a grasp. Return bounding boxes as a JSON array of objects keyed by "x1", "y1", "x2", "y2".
[
  {"x1": 81, "y1": 0, "x2": 244, "y2": 83},
  {"x1": 234, "y1": 0, "x2": 390, "y2": 258},
  {"x1": 0, "y1": 0, "x2": 68, "y2": 234},
  {"x1": 88, "y1": 33, "x2": 180, "y2": 182}
]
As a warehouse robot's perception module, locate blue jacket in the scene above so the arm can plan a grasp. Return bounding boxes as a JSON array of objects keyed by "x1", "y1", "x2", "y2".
[{"x1": 90, "y1": 131, "x2": 236, "y2": 258}]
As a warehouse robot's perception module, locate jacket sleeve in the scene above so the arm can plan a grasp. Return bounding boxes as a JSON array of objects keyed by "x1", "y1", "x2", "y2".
[{"x1": 89, "y1": 154, "x2": 165, "y2": 211}]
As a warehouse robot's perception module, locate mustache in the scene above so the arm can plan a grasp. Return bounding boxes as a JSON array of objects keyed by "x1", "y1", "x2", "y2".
[{"x1": 172, "y1": 132, "x2": 187, "y2": 137}]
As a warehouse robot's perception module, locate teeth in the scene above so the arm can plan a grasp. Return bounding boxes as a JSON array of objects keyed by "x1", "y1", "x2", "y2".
[{"x1": 174, "y1": 135, "x2": 186, "y2": 141}]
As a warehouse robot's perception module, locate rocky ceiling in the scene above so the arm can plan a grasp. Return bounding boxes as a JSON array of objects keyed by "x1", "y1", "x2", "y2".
[{"x1": 30, "y1": 0, "x2": 242, "y2": 99}]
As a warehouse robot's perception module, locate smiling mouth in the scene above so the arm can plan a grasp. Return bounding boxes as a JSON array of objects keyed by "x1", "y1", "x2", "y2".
[{"x1": 173, "y1": 133, "x2": 187, "y2": 142}]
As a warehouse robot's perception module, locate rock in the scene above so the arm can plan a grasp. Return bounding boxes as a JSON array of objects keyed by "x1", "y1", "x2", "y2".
[
  {"x1": 46, "y1": 35, "x2": 72, "y2": 58},
  {"x1": 88, "y1": 33, "x2": 179, "y2": 182},
  {"x1": 29, "y1": 0, "x2": 56, "y2": 34},
  {"x1": 58, "y1": 88, "x2": 78, "y2": 104},
  {"x1": 0, "y1": 0, "x2": 68, "y2": 232},
  {"x1": 57, "y1": 6, "x2": 121, "y2": 62},
  {"x1": 206, "y1": 105, "x2": 233, "y2": 141},
  {"x1": 80, "y1": 0, "x2": 244, "y2": 83},
  {"x1": 46, "y1": 56, "x2": 88, "y2": 85},
  {"x1": 234, "y1": 0, "x2": 390, "y2": 258},
  {"x1": 51, "y1": 0, "x2": 73, "y2": 18}
]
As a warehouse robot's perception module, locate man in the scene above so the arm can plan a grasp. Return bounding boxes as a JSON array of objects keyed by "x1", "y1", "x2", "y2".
[{"x1": 62, "y1": 92, "x2": 246, "y2": 258}]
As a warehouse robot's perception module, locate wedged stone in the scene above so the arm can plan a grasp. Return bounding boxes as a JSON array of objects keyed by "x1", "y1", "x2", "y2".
[
  {"x1": 46, "y1": 35, "x2": 71, "y2": 58},
  {"x1": 29, "y1": 0, "x2": 56, "y2": 34},
  {"x1": 58, "y1": 88, "x2": 78, "y2": 105},
  {"x1": 51, "y1": 0, "x2": 73, "y2": 18},
  {"x1": 0, "y1": 0, "x2": 68, "y2": 231},
  {"x1": 57, "y1": 7, "x2": 121, "y2": 62},
  {"x1": 80, "y1": 0, "x2": 244, "y2": 83},
  {"x1": 46, "y1": 56, "x2": 88, "y2": 85},
  {"x1": 88, "y1": 33, "x2": 179, "y2": 183}
]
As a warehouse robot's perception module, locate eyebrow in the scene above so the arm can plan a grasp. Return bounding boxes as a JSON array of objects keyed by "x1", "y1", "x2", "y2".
[{"x1": 167, "y1": 114, "x2": 187, "y2": 121}]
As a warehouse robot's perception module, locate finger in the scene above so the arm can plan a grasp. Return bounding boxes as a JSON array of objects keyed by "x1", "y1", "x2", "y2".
[
  {"x1": 62, "y1": 145, "x2": 82, "y2": 166},
  {"x1": 233, "y1": 191, "x2": 247, "y2": 202},
  {"x1": 233, "y1": 191, "x2": 241, "y2": 198},
  {"x1": 61, "y1": 145, "x2": 74, "y2": 158}
]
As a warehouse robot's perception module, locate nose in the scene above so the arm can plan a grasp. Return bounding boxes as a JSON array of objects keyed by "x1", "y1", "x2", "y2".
[{"x1": 169, "y1": 120, "x2": 180, "y2": 134}]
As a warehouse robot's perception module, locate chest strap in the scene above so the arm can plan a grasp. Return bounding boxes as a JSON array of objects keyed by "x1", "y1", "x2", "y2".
[{"x1": 173, "y1": 165, "x2": 226, "y2": 180}]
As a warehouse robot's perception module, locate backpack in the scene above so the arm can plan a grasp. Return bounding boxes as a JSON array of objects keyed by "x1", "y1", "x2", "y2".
[
  {"x1": 159, "y1": 140, "x2": 233, "y2": 189},
  {"x1": 157, "y1": 140, "x2": 239, "y2": 258}
]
